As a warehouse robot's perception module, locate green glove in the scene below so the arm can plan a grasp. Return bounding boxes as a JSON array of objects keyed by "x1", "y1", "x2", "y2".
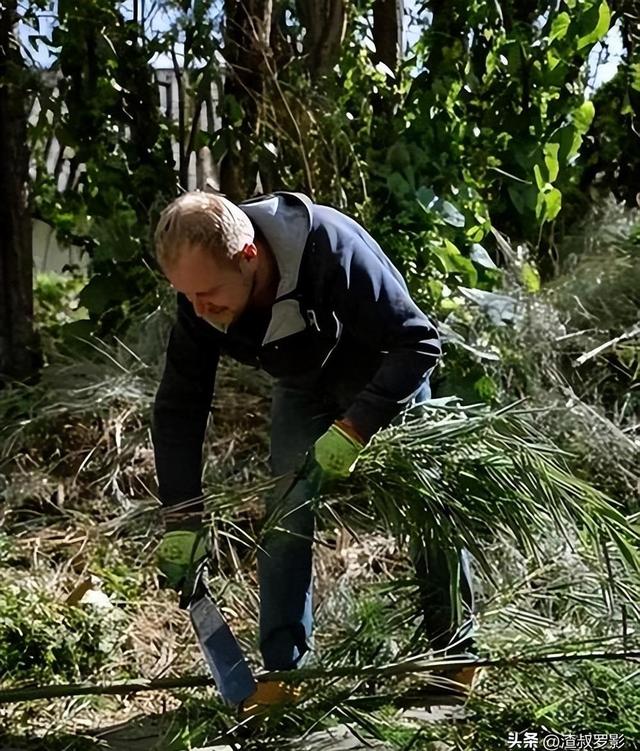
[
  {"x1": 313, "y1": 421, "x2": 365, "y2": 481},
  {"x1": 156, "y1": 528, "x2": 209, "y2": 599}
]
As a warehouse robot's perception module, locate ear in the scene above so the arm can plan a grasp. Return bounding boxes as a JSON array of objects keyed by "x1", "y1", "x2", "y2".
[{"x1": 241, "y1": 242, "x2": 258, "y2": 260}]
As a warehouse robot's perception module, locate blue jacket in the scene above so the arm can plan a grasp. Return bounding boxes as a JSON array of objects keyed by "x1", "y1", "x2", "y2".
[{"x1": 152, "y1": 192, "x2": 441, "y2": 507}]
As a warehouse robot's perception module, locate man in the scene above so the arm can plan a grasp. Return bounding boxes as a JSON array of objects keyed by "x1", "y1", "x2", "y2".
[{"x1": 152, "y1": 190, "x2": 475, "y2": 712}]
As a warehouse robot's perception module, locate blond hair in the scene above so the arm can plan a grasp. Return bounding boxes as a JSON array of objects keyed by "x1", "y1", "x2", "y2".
[{"x1": 154, "y1": 191, "x2": 254, "y2": 269}]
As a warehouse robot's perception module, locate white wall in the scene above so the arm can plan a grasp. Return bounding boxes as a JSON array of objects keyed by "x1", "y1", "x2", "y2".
[{"x1": 32, "y1": 219, "x2": 85, "y2": 276}]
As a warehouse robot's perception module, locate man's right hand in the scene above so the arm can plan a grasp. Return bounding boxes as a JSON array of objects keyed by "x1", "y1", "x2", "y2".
[{"x1": 156, "y1": 528, "x2": 209, "y2": 604}]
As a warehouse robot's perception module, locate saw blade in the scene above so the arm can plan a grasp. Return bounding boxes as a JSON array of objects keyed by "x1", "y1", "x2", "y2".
[{"x1": 188, "y1": 568, "x2": 256, "y2": 705}]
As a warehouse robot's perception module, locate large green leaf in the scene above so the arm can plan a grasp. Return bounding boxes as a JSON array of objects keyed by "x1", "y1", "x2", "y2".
[
  {"x1": 470, "y1": 244, "x2": 497, "y2": 269},
  {"x1": 388, "y1": 171, "x2": 412, "y2": 199},
  {"x1": 544, "y1": 142, "x2": 560, "y2": 182},
  {"x1": 415, "y1": 185, "x2": 436, "y2": 212},
  {"x1": 572, "y1": 100, "x2": 596, "y2": 134},
  {"x1": 416, "y1": 188, "x2": 465, "y2": 228},
  {"x1": 432, "y1": 240, "x2": 478, "y2": 286},
  {"x1": 434, "y1": 199, "x2": 465, "y2": 228},
  {"x1": 556, "y1": 125, "x2": 577, "y2": 164},
  {"x1": 549, "y1": 12, "x2": 571, "y2": 42},
  {"x1": 577, "y1": 0, "x2": 611, "y2": 50},
  {"x1": 521, "y1": 262, "x2": 541, "y2": 293},
  {"x1": 536, "y1": 185, "x2": 562, "y2": 222}
]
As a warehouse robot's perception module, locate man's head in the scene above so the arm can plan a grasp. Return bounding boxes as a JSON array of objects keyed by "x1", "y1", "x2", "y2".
[{"x1": 154, "y1": 191, "x2": 258, "y2": 331}]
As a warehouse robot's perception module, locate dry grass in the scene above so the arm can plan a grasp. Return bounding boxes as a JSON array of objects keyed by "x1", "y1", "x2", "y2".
[{"x1": 1, "y1": 291, "x2": 639, "y2": 747}]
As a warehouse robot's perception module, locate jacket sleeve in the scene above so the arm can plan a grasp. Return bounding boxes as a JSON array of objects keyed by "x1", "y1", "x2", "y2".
[
  {"x1": 324, "y1": 232, "x2": 442, "y2": 442},
  {"x1": 152, "y1": 293, "x2": 220, "y2": 511}
]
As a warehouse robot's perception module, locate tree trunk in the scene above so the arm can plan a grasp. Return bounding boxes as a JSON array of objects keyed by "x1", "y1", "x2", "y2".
[
  {"x1": 220, "y1": 0, "x2": 274, "y2": 200},
  {"x1": 370, "y1": 0, "x2": 404, "y2": 123},
  {"x1": 295, "y1": 0, "x2": 346, "y2": 79},
  {"x1": 616, "y1": 0, "x2": 640, "y2": 206},
  {"x1": 372, "y1": 0, "x2": 404, "y2": 74},
  {"x1": 423, "y1": 0, "x2": 468, "y2": 83},
  {"x1": 0, "y1": 1, "x2": 38, "y2": 383}
]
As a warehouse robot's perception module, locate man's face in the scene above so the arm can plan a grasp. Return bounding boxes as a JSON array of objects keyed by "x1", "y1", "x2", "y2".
[{"x1": 163, "y1": 244, "x2": 255, "y2": 331}]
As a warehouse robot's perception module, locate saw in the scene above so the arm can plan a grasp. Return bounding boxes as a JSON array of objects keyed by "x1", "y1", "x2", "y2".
[
  {"x1": 184, "y1": 454, "x2": 317, "y2": 706},
  {"x1": 186, "y1": 562, "x2": 256, "y2": 706}
]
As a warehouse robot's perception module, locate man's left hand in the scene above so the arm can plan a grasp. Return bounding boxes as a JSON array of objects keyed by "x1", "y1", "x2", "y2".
[
  {"x1": 313, "y1": 420, "x2": 365, "y2": 481},
  {"x1": 156, "y1": 526, "x2": 209, "y2": 607}
]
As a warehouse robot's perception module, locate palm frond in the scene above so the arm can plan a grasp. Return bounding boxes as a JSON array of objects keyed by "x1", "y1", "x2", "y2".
[{"x1": 306, "y1": 402, "x2": 640, "y2": 621}]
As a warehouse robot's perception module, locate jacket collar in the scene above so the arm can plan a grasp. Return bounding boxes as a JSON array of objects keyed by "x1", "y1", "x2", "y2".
[{"x1": 239, "y1": 192, "x2": 313, "y2": 300}]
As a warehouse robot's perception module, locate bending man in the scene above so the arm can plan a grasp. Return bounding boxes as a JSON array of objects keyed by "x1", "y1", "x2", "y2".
[{"x1": 151, "y1": 190, "x2": 475, "y2": 710}]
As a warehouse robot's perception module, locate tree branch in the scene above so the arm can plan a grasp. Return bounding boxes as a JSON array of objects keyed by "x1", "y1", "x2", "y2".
[{"x1": 1, "y1": 648, "x2": 638, "y2": 704}]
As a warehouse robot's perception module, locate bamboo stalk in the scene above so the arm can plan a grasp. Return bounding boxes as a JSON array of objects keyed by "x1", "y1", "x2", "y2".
[{"x1": 0, "y1": 650, "x2": 638, "y2": 705}]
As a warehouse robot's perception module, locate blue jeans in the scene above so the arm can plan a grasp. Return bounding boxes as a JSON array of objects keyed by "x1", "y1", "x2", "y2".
[{"x1": 257, "y1": 372, "x2": 475, "y2": 670}]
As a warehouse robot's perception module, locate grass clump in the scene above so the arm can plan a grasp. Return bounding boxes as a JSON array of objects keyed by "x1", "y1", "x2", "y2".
[{"x1": 0, "y1": 580, "x2": 118, "y2": 685}]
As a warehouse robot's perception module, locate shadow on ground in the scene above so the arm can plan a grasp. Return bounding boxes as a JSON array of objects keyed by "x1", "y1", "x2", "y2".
[
  {"x1": 0, "y1": 695, "x2": 462, "y2": 750},
  {"x1": 1, "y1": 707, "x2": 228, "y2": 751}
]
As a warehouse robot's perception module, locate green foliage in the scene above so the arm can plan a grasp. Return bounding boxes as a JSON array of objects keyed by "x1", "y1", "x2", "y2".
[
  {"x1": 33, "y1": 272, "x2": 88, "y2": 357},
  {"x1": 461, "y1": 663, "x2": 640, "y2": 746},
  {"x1": 29, "y1": 0, "x2": 176, "y2": 334},
  {"x1": 23, "y1": 0, "x2": 621, "y2": 339},
  {"x1": 8, "y1": 4, "x2": 640, "y2": 742},
  {"x1": 435, "y1": 203, "x2": 640, "y2": 513},
  {"x1": 322, "y1": 590, "x2": 405, "y2": 668},
  {"x1": 580, "y1": 64, "x2": 640, "y2": 207},
  {"x1": 346, "y1": 0, "x2": 612, "y2": 295},
  {"x1": 344, "y1": 405, "x2": 640, "y2": 589},
  {"x1": 557, "y1": 202, "x2": 638, "y2": 333},
  {"x1": 520, "y1": 262, "x2": 541, "y2": 293},
  {"x1": 0, "y1": 581, "x2": 115, "y2": 684},
  {"x1": 0, "y1": 305, "x2": 638, "y2": 744}
]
